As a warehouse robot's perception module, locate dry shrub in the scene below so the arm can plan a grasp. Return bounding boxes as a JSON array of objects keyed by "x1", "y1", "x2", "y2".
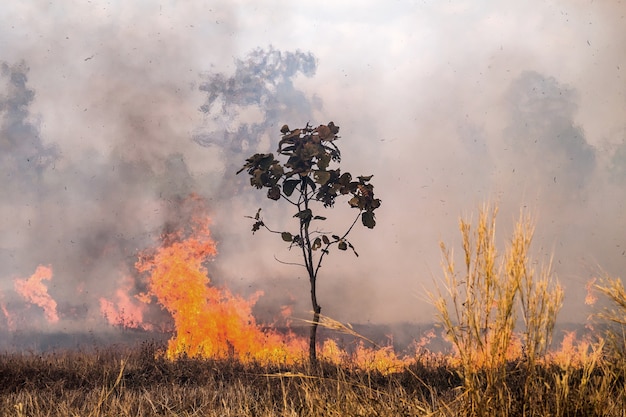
[{"x1": 430, "y1": 204, "x2": 563, "y2": 416}]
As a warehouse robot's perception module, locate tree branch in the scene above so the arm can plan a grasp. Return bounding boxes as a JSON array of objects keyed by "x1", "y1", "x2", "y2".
[
  {"x1": 313, "y1": 211, "x2": 361, "y2": 279},
  {"x1": 273, "y1": 255, "x2": 306, "y2": 268}
]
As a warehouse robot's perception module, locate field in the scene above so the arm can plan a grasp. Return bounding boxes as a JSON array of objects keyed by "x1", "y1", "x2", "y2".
[
  {"x1": 3, "y1": 206, "x2": 626, "y2": 416},
  {"x1": 1, "y1": 335, "x2": 626, "y2": 417}
]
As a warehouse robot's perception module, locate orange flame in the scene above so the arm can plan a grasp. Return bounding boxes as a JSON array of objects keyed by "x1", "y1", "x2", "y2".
[
  {"x1": 445, "y1": 332, "x2": 524, "y2": 369},
  {"x1": 351, "y1": 342, "x2": 409, "y2": 374},
  {"x1": 547, "y1": 331, "x2": 597, "y2": 369},
  {"x1": 135, "y1": 203, "x2": 304, "y2": 364},
  {"x1": 0, "y1": 293, "x2": 15, "y2": 331},
  {"x1": 124, "y1": 195, "x2": 428, "y2": 371},
  {"x1": 585, "y1": 277, "x2": 598, "y2": 306},
  {"x1": 14, "y1": 265, "x2": 59, "y2": 323},
  {"x1": 99, "y1": 275, "x2": 152, "y2": 330}
]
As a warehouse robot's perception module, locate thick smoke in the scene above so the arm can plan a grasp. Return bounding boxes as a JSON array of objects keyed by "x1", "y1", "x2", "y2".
[
  {"x1": 0, "y1": 63, "x2": 58, "y2": 281},
  {"x1": 0, "y1": 46, "x2": 324, "y2": 347},
  {"x1": 496, "y1": 71, "x2": 625, "y2": 294},
  {"x1": 0, "y1": 61, "x2": 198, "y2": 337},
  {"x1": 0, "y1": 1, "x2": 625, "y2": 350},
  {"x1": 195, "y1": 47, "x2": 317, "y2": 148},
  {"x1": 501, "y1": 71, "x2": 596, "y2": 203},
  {"x1": 0, "y1": 62, "x2": 58, "y2": 198},
  {"x1": 192, "y1": 46, "x2": 318, "y2": 184}
]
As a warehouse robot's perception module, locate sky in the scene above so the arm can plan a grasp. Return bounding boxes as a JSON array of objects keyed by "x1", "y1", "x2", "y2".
[{"x1": 0, "y1": 0, "x2": 625, "y2": 338}]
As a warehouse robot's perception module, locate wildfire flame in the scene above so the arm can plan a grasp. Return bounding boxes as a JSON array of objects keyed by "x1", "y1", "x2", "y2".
[
  {"x1": 126, "y1": 196, "x2": 421, "y2": 371},
  {"x1": 547, "y1": 331, "x2": 597, "y2": 369},
  {"x1": 0, "y1": 293, "x2": 15, "y2": 331},
  {"x1": 135, "y1": 199, "x2": 304, "y2": 363},
  {"x1": 585, "y1": 278, "x2": 598, "y2": 306},
  {"x1": 99, "y1": 275, "x2": 152, "y2": 331},
  {"x1": 1, "y1": 194, "x2": 606, "y2": 376},
  {"x1": 14, "y1": 265, "x2": 59, "y2": 323}
]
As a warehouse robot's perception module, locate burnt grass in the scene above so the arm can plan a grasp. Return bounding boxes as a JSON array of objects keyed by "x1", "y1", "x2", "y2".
[{"x1": 1, "y1": 341, "x2": 625, "y2": 416}]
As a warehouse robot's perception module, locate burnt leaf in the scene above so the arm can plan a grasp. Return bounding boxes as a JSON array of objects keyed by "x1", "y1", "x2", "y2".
[
  {"x1": 317, "y1": 153, "x2": 331, "y2": 170},
  {"x1": 294, "y1": 209, "x2": 313, "y2": 224},
  {"x1": 283, "y1": 179, "x2": 300, "y2": 197},
  {"x1": 313, "y1": 170, "x2": 331, "y2": 185},
  {"x1": 252, "y1": 220, "x2": 264, "y2": 233},
  {"x1": 267, "y1": 186, "x2": 281, "y2": 200},
  {"x1": 338, "y1": 172, "x2": 352, "y2": 186},
  {"x1": 362, "y1": 211, "x2": 376, "y2": 229},
  {"x1": 316, "y1": 124, "x2": 332, "y2": 140}
]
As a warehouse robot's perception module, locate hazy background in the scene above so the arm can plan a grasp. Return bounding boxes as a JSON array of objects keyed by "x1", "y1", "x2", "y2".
[{"x1": 0, "y1": 0, "x2": 625, "y2": 340}]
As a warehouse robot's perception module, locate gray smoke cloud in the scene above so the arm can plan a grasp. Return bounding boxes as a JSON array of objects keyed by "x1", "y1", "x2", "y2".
[
  {"x1": 194, "y1": 47, "x2": 317, "y2": 151},
  {"x1": 503, "y1": 71, "x2": 596, "y2": 200},
  {"x1": 0, "y1": 62, "x2": 58, "y2": 197},
  {"x1": 0, "y1": 1, "x2": 625, "y2": 348},
  {"x1": 0, "y1": 61, "x2": 197, "y2": 334},
  {"x1": 192, "y1": 46, "x2": 319, "y2": 195},
  {"x1": 0, "y1": 45, "x2": 323, "y2": 341}
]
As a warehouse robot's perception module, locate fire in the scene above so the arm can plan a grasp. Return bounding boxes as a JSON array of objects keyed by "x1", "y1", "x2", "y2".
[
  {"x1": 0, "y1": 293, "x2": 15, "y2": 331},
  {"x1": 351, "y1": 343, "x2": 409, "y2": 374},
  {"x1": 135, "y1": 201, "x2": 304, "y2": 364},
  {"x1": 134, "y1": 209, "x2": 417, "y2": 371},
  {"x1": 444, "y1": 332, "x2": 524, "y2": 370},
  {"x1": 14, "y1": 265, "x2": 59, "y2": 323},
  {"x1": 585, "y1": 278, "x2": 598, "y2": 306},
  {"x1": 99, "y1": 275, "x2": 152, "y2": 330},
  {"x1": 74, "y1": 194, "x2": 416, "y2": 370},
  {"x1": 547, "y1": 331, "x2": 598, "y2": 369}
]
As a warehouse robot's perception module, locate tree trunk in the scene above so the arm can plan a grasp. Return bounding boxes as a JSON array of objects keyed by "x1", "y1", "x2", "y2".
[
  {"x1": 309, "y1": 277, "x2": 321, "y2": 365},
  {"x1": 300, "y1": 177, "x2": 321, "y2": 366}
]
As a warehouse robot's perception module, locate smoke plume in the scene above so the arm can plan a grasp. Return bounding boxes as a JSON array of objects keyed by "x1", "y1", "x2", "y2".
[{"x1": 0, "y1": 1, "x2": 625, "y2": 351}]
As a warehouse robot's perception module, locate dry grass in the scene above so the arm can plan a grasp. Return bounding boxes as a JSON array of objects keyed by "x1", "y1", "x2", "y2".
[
  {"x1": 1, "y1": 338, "x2": 626, "y2": 417},
  {"x1": 427, "y1": 204, "x2": 626, "y2": 417},
  {"x1": 0, "y1": 341, "x2": 445, "y2": 416}
]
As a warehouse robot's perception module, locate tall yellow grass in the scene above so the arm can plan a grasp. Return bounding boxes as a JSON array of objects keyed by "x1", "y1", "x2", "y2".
[{"x1": 430, "y1": 204, "x2": 563, "y2": 416}]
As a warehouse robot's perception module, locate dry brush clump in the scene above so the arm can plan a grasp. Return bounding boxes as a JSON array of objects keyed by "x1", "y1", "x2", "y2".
[
  {"x1": 426, "y1": 204, "x2": 626, "y2": 417},
  {"x1": 591, "y1": 275, "x2": 626, "y2": 359},
  {"x1": 429, "y1": 204, "x2": 565, "y2": 416}
]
